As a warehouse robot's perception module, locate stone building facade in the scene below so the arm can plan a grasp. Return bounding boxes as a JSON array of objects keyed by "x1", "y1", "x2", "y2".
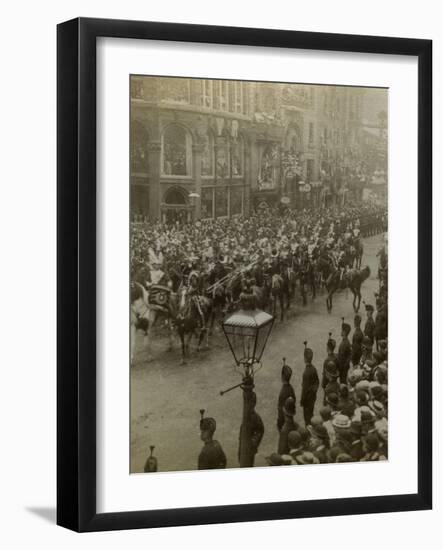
[{"x1": 130, "y1": 76, "x2": 376, "y2": 221}]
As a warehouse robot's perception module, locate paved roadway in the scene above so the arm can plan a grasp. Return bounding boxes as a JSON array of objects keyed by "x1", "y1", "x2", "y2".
[{"x1": 130, "y1": 234, "x2": 384, "y2": 473}]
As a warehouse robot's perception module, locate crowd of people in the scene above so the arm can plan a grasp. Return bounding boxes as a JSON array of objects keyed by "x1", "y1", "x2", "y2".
[{"x1": 131, "y1": 201, "x2": 387, "y2": 291}]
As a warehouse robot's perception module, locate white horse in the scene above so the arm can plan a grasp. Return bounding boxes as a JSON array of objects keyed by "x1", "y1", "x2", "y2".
[{"x1": 130, "y1": 282, "x2": 175, "y2": 364}]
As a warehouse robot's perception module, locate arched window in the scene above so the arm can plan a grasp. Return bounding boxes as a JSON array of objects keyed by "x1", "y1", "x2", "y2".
[
  {"x1": 164, "y1": 187, "x2": 188, "y2": 205},
  {"x1": 131, "y1": 120, "x2": 149, "y2": 173},
  {"x1": 162, "y1": 124, "x2": 191, "y2": 176},
  {"x1": 230, "y1": 135, "x2": 244, "y2": 177},
  {"x1": 201, "y1": 131, "x2": 214, "y2": 177}
]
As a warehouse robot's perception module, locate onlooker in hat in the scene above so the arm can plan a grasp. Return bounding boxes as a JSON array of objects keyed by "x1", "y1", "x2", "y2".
[
  {"x1": 360, "y1": 336, "x2": 375, "y2": 367},
  {"x1": 351, "y1": 314, "x2": 364, "y2": 367},
  {"x1": 297, "y1": 426, "x2": 312, "y2": 451},
  {"x1": 198, "y1": 415, "x2": 227, "y2": 470},
  {"x1": 338, "y1": 319, "x2": 352, "y2": 384},
  {"x1": 238, "y1": 390, "x2": 264, "y2": 467},
  {"x1": 360, "y1": 407, "x2": 376, "y2": 435},
  {"x1": 338, "y1": 384, "x2": 354, "y2": 415},
  {"x1": 375, "y1": 301, "x2": 388, "y2": 351},
  {"x1": 277, "y1": 358, "x2": 296, "y2": 432},
  {"x1": 300, "y1": 342, "x2": 319, "y2": 427},
  {"x1": 364, "y1": 304, "x2": 376, "y2": 348},
  {"x1": 288, "y1": 430, "x2": 304, "y2": 464},
  {"x1": 308, "y1": 423, "x2": 330, "y2": 463},
  {"x1": 278, "y1": 397, "x2": 299, "y2": 455},
  {"x1": 361, "y1": 432, "x2": 385, "y2": 461},
  {"x1": 349, "y1": 420, "x2": 365, "y2": 461},
  {"x1": 320, "y1": 405, "x2": 336, "y2": 447},
  {"x1": 325, "y1": 390, "x2": 340, "y2": 413}
]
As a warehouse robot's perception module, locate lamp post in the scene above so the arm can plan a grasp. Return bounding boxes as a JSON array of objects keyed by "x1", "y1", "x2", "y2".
[
  {"x1": 188, "y1": 191, "x2": 200, "y2": 222},
  {"x1": 221, "y1": 290, "x2": 274, "y2": 467}
]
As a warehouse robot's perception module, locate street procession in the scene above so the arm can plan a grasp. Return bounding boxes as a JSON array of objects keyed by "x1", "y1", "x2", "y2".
[{"x1": 130, "y1": 77, "x2": 388, "y2": 473}]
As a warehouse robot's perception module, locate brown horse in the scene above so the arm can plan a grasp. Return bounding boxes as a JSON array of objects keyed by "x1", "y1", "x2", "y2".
[{"x1": 325, "y1": 265, "x2": 371, "y2": 313}]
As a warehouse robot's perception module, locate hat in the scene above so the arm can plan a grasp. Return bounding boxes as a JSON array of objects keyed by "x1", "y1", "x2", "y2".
[
  {"x1": 348, "y1": 368, "x2": 364, "y2": 385},
  {"x1": 288, "y1": 430, "x2": 302, "y2": 450},
  {"x1": 325, "y1": 360, "x2": 339, "y2": 379},
  {"x1": 200, "y1": 417, "x2": 216, "y2": 433},
  {"x1": 319, "y1": 406, "x2": 332, "y2": 421},
  {"x1": 310, "y1": 415, "x2": 323, "y2": 428},
  {"x1": 341, "y1": 318, "x2": 351, "y2": 335},
  {"x1": 266, "y1": 453, "x2": 285, "y2": 466},
  {"x1": 360, "y1": 407, "x2": 375, "y2": 424},
  {"x1": 303, "y1": 341, "x2": 313, "y2": 361},
  {"x1": 326, "y1": 392, "x2": 339, "y2": 408},
  {"x1": 327, "y1": 332, "x2": 336, "y2": 350},
  {"x1": 310, "y1": 423, "x2": 329, "y2": 441},
  {"x1": 362, "y1": 336, "x2": 373, "y2": 348},
  {"x1": 332, "y1": 414, "x2": 351, "y2": 430},
  {"x1": 297, "y1": 427, "x2": 310, "y2": 444},
  {"x1": 295, "y1": 451, "x2": 320, "y2": 465},
  {"x1": 281, "y1": 358, "x2": 293, "y2": 381},
  {"x1": 283, "y1": 397, "x2": 296, "y2": 416},
  {"x1": 371, "y1": 385, "x2": 383, "y2": 401},
  {"x1": 370, "y1": 400, "x2": 385, "y2": 416},
  {"x1": 356, "y1": 380, "x2": 370, "y2": 393}
]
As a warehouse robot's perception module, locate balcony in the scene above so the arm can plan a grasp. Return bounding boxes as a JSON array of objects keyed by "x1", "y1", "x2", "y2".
[{"x1": 280, "y1": 85, "x2": 312, "y2": 110}]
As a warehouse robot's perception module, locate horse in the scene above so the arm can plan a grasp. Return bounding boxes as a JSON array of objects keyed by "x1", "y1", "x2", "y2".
[
  {"x1": 175, "y1": 287, "x2": 212, "y2": 364},
  {"x1": 131, "y1": 281, "x2": 176, "y2": 363},
  {"x1": 325, "y1": 265, "x2": 371, "y2": 313}
]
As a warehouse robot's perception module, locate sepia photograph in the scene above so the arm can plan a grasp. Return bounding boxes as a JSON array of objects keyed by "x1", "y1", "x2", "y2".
[{"x1": 130, "y1": 76, "x2": 388, "y2": 474}]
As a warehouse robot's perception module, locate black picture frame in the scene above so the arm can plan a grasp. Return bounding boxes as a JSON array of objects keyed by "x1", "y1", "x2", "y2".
[{"x1": 57, "y1": 17, "x2": 432, "y2": 532}]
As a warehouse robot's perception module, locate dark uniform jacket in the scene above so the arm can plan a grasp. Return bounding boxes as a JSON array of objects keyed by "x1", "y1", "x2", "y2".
[
  {"x1": 198, "y1": 440, "x2": 227, "y2": 470},
  {"x1": 364, "y1": 317, "x2": 376, "y2": 346},
  {"x1": 277, "y1": 382, "x2": 296, "y2": 431},
  {"x1": 238, "y1": 411, "x2": 265, "y2": 465},
  {"x1": 375, "y1": 307, "x2": 388, "y2": 341},
  {"x1": 351, "y1": 327, "x2": 364, "y2": 365},
  {"x1": 300, "y1": 364, "x2": 319, "y2": 408},
  {"x1": 338, "y1": 338, "x2": 352, "y2": 372}
]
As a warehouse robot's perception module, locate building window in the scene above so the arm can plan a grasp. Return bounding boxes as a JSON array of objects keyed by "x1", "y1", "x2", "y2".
[
  {"x1": 308, "y1": 122, "x2": 314, "y2": 145},
  {"x1": 201, "y1": 132, "x2": 214, "y2": 177},
  {"x1": 216, "y1": 138, "x2": 229, "y2": 179},
  {"x1": 201, "y1": 188, "x2": 214, "y2": 218},
  {"x1": 215, "y1": 187, "x2": 228, "y2": 217},
  {"x1": 159, "y1": 78, "x2": 190, "y2": 104},
  {"x1": 230, "y1": 187, "x2": 243, "y2": 216},
  {"x1": 230, "y1": 136, "x2": 244, "y2": 177},
  {"x1": 131, "y1": 120, "x2": 149, "y2": 173},
  {"x1": 162, "y1": 124, "x2": 191, "y2": 176},
  {"x1": 258, "y1": 143, "x2": 280, "y2": 190},
  {"x1": 201, "y1": 80, "x2": 213, "y2": 108}
]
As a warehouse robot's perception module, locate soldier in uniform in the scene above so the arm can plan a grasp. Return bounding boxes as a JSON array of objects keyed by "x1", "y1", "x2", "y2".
[
  {"x1": 364, "y1": 304, "x2": 376, "y2": 347},
  {"x1": 300, "y1": 342, "x2": 319, "y2": 427},
  {"x1": 338, "y1": 319, "x2": 352, "y2": 384},
  {"x1": 322, "y1": 333, "x2": 340, "y2": 404},
  {"x1": 278, "y1": 397, "x2": 299, "y2": 455},
  {"x1": 351, "y1": 314, "x2": 364, "y2": 366},
  {"x1": 238, "y1": 390, "x2": 264, "y2": 468},
  {"x1": 198, "y1": 414, "x2": 227, "y2": 470},
  {"x1": 277, "y1": 358, "x2": 296, "y2": 431}
]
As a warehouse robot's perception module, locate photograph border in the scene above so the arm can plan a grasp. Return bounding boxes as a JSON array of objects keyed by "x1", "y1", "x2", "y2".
[{"x1": 57, "y1": 17, "x2": 432, "y2": 532}]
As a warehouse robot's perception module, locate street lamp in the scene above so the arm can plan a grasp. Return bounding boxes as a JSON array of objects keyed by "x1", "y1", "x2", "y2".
[
  {"x1": 188, "y1": 191, "x2": 200, "y2": 222},
  {"x1": 221, "y1": 291, "x2": 274, "y2": 467}
]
